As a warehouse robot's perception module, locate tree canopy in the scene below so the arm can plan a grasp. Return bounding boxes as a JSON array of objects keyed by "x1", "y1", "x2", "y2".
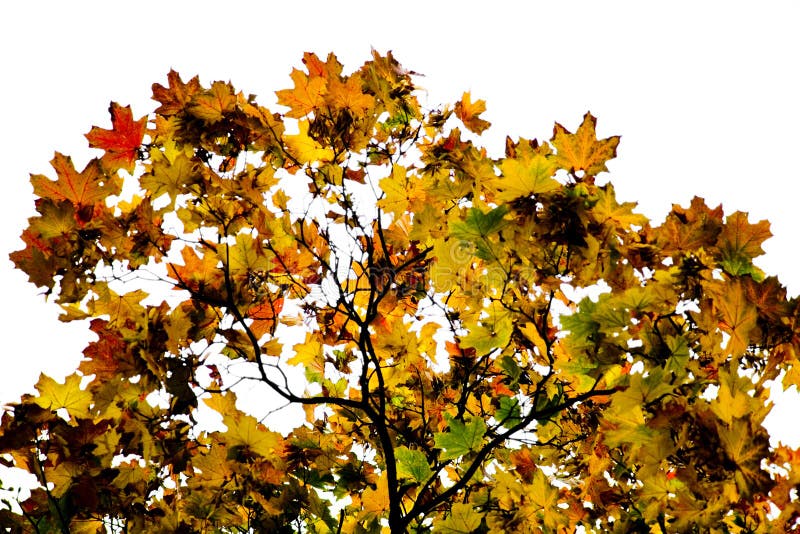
[{"x1": 3, "y1": 50, "x2": 800, "y2": 533}]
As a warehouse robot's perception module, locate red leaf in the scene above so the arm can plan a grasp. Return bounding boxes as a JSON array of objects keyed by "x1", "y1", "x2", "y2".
[{"x1": 85, "y1": 102, "x2": 146, "y2": 172}]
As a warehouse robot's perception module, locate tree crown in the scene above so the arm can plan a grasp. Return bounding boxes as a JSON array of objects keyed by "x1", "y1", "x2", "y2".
[{"x1": 3, "y1": 50, "x2": 800, "y2": 533}]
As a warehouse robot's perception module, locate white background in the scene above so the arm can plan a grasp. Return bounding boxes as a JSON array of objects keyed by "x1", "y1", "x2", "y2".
[{"x1": 1, "y1": 1, "x2": 799, "y2": 445}]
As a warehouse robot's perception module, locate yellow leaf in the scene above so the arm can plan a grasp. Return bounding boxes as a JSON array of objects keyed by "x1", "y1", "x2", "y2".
[
  {"x1": 359, "y1": 476, "x2": 390, "y2": 520},
  {"x1": 70, "y1": 519, "x2": 107, "y2": 534},
  {"x1": 285, "y1": 120, "x2": 335, "y2": 164},
  {"x1": 718, "y1": 419, "x2": 771, "y2": 496},
  {"x1": 454, "y1": 92, "x2": 490, "y2": 134},
  {"x1": 494, "y1": 148, "x2": 559, "y2": 202},
  {"x1": 204, "y1": 387, "x2": 238, "y2": 413},
  {"x1": 225, "y1": 233, "x2": 273, "y2": 278},
  {"x1": 89, "y1": 285, "x2": 147, "y2": 331},
  {"x1": 48, "y1": 461, "x2": 81, "y2": 497},
  {"x1": 434, "y1": 502, "x2": 482, "y2": 533},
  {"x1": 551, "y1": 112, "x2": 619, "y2": 176},
  {"x1": 140, "y1": 149, "x2": 196, "y2": 205},
  {"x1": 592, "y1": 184, "x2": 647, "y2": 229},
  {"x1": 188, "y1": 81, "x2": 237, "y2": 123},
  {"x1": 711, "y1": 368, "x2": 753, "y2": 425},
  {"x1": 289, "y1": 333, "x2": 325, "y2": 381},
  {"x1": 378, "y1": 164, "x2": 427, "y2": 218},
  {"x1": 33, "y1": 373, "x2": 92, "y2": 418},
  {"x1": 222, "y1": 413, "x2": 281, "y2": 460},
  {"x1": 327, "y1": 74, "x2": 375, "y2": 115},
  {"x1": 520, "y1": 322, "x2": 549, "y2": 359}
]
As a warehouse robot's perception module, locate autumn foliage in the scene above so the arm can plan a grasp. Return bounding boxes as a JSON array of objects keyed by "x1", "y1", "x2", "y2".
[{"x1": 4, "y1": 51, "x2": 800, "y2": 532}]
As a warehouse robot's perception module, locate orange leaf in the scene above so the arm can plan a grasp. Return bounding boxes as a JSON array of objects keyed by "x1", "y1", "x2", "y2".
[
  {"x1": 744, "y1": 276, "x2": 789, "y2": 321},
  {"x1": 327, "y1": 74, "x2": 374, "y2": 115},
  {"x1": 303, "y1": 51, "x2": 343, "y2": 79},
  {"x1": 85, "y1": 102, "x2": 146, "y2": 173},
  {"x1": 710, "y1": 280, "x2": 758, "y2": 357},
  {"x1": 30, "y1": 153, "x2": 118, "y2": 212},
  {"x1": 455, "y1": 92, "x2": 491, "y2": 134},
  {"x1": 302, "y1": 51, "x2": 328, "y2": 78},
  {"x1": 169, "y1": 246, "x2": 223, "y2": 295},
  {"x1": 276, "y1": 68, "x2": 327, "y2": 119},
  {"x1": 248, "y1": 297, "x2": 284, "y2": 339},
  {"x1": 510, "y1": 447, "x2": 538, "y2": 483},
  {"x1": 152, "y1": 69, "x2": 202, "y2": 116}
]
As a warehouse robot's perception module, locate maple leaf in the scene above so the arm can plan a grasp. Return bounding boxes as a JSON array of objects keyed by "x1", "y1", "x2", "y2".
[
  {"x1": 601, "y1": 393, "x2": 653, "y2": 448},
  {"x1": 9, "y1": 228, "x2": 58, "y2": 289},
  {"x1": 744, "y1": 276, "x2": 790, "y2": 321},
  {"x1": 152, "y1": 69, "x2": 202, "y2": 116},
  {"x1": 85, "y1": 102, "x2": 146, "y2": 173},
  {"x1": 31, "y1": 153, "x2": 119, "y2": 212},
  {"x1": 718, "y1": 419, "x2": 772, "y2": 496},
  {"x1": 449, "y1": 205, "x2": 508, "y2": 260},
  {"x1": 169, "y1": 245, "x2": 222, "y2": 295},
  {"x1": 284, "y1": 119, "x2": 335, "y2": 164},
  {"x1": 551, "y1": 112, "x2": 620, "y2": 176},
  {"x1": 224, "y1": 233, "x2": 274, "y2": 280},
  {"x1": 29, "y1": 199, "x2": 79, "y2": 238},
  {"x1": 88, "y1": 285, "x2": 147, "y2": 330},
  {"x1": 289, "y1": 333, "x2": 325, "y2": 382},
  {"x1": 708, "y1": 280, "x2": 758, "y2": 357},
  {"x1": 32, "y1": 373, "x2": 92, "y2": 418},
  {"x1": 188, "y1": 81, "x2": 237, "y2": 123},
  {"x1": 378, "y1": 164, "x2": 428, "y2": 218},
  {"x1": 247, "y1": 297, "x2": 284, "y2": 339},
  {"x1": 327, "y1": 74, "x2": 374, "y2": 115},
  {"x1": 717, "y1": 211, "x2": 771, "y2": 276},
  {"x1": 189, "y1": 444, "x2": 233, "y2": 488},
  {"x1": 655, "y1": 196, "x2": 724, "y2": 253},
  {"x1": 460, "y1": 314, "x2": 513, "y2": 354},
  {"x1": 140, "y1": 148, "x2": 197, "y2": 205},
  {"x1": 592, "y1": 183, "x2": 648, "y2": 229},
  {"x1": 276, "y1": 67, "x2": 327, "y2": 119},
  {"x1": 434, "y1": 415, "x2": 487, "y2": 460},
  {"x1": 454, "y1": 92, "x2": 491, "y2": 134},
  {"x1": 435, "y1": 503, "x2": 482, "y2": 533},
  {"x1": 710, "y1": 368, "x2": 758, "y2": 425},
  {"x1": 496, "y1": 396, "x2": 522, "y2": 428},
  {"x1": 395, "y1": 446, "x2": 433, "y2": 483},
  {"x1": 222, "y1": 413, "x2": 282, "y2": 460},
  {"x1": 495, "y1": 149, "x2": 560, "y2": 201},
  {"x1": 360, "y1": 477, "x2": 390, "y2": 520}
]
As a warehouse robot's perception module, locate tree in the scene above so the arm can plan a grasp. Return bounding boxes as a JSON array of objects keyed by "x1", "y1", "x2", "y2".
[{"x1": 2, "y1": 50, "x2": 800, "y2": 533}]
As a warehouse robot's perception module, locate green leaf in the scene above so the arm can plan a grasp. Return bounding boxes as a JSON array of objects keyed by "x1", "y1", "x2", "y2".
[
  {"x1": 434, "y1": 415, "x2": 487, "y2": 460},
  {"x1": 499, "y1": 355, "x2": 522, "y2": 384},
  {"x1": 560, "y1": 297, "x2": 601, "y2": 345},
  {"x1": 496, "y1": 396, "x2": 521, "y2": 428},
  {"x1": 450, "y1": 206, "x2": 508, "y2": 260},
  {"x1": 664, "y1": 335, "x2": 690, "y2": 377},
  {"x1": 395, "y1": 446, "x2": 433, "y2": 483}
]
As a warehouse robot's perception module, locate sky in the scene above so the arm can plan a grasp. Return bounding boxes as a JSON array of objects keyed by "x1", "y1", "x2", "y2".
[{"x1": 1, "y1": 1, "x2": 799, "y2": 444}]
